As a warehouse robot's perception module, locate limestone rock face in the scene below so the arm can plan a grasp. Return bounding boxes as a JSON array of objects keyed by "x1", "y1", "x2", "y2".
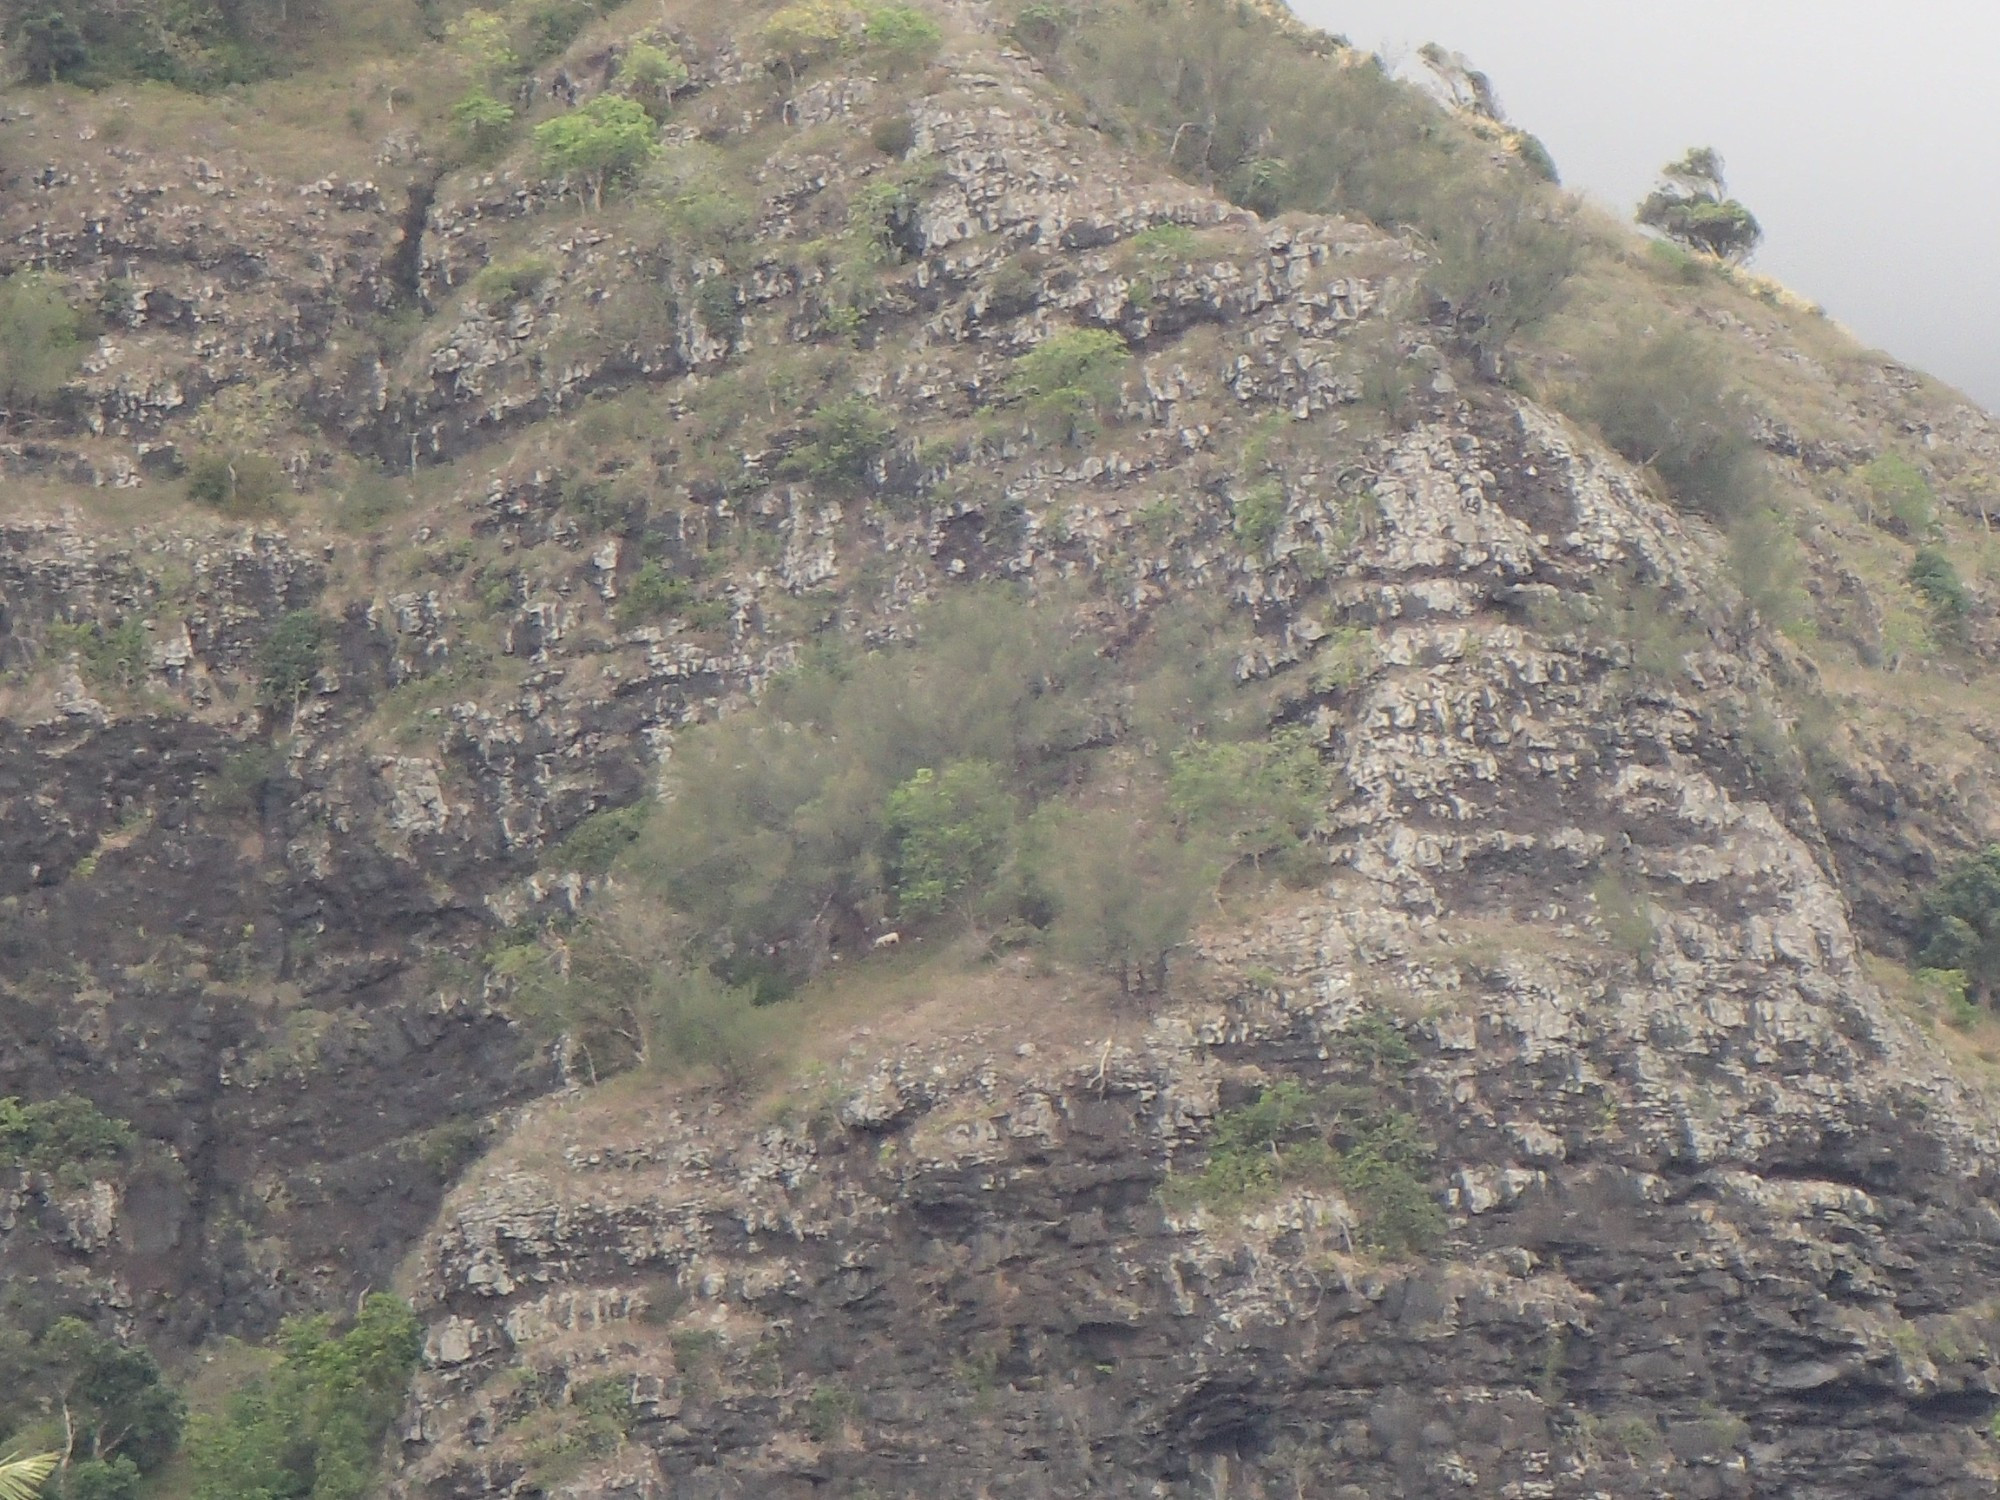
[{"x1": 387, "y1": 379, "x2": 2000, "y2": 1500}]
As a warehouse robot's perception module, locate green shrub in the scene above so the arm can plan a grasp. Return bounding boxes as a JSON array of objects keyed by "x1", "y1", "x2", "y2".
[
  {"x1": 630, "y1": 588, "x2": 1110, "y2": 985},
  {"x1": 1027, "y1": 803, "x2": 1219, "y2": 995},
  {"x1": 1908, "y1": 545, "x2": 1969, "y2": 632},
  {"x1": 1231, "y1": 478, "x2": 1285, "y2": 551},
  {"x1": 186, "y1": 1295, "x2": 422, "y2": 1500},
  {"x1": 863, "y1": 4, "x2": 941, "y2": 74},
  {"x1": 0, "y1": 272, "x2": 83, "y2": 420},
  {"x1": 761, "y1": 0, "x2": 855, "y2": 79},
  {"x1": 1862, "y1": 454, "x2": 1936, "y2": 536},
  {"x1": 1569, "y1": 326, "x2": 1760, "y2": 520},
  {"x1": 1591, "y1": 869, "x2": 1656, "y2": 962},
  {"x1": 258, "y1": 610, "x2": 329, "y2": 714},
  {"x1": 549, "y1": 801, "x2": 651, "y2": 874},
  {"x1": 0, "y1": 1095, "x2": 135, "y2": 1175},
  {"x1": 803, "y1": 1382, "x2": 856, "y2": 1443},
  {"x1": 885, "y1": 761, "x2": 1017, "y2": 921},
  {"x1": 497, "y1": 909, "x2": 785, "y2": 1081},
  {"x1": 518, "y1": 1374, "x2": 636, "y2": 1482},
  {"x1": 1161, "y1": 1081, "x2": 1444, "y2": 1252},
  {"x1": 185, "y1": 451, "x2": 286, "y2": 517},
  {"x1": 614, "y1": 561, "x2": 694, "y2": 626},
  {"x1": 204, "y1": 743, "x2": 279, "y2": 815},
  {"x1": 1918, "y1": 847, "x2": 2000, "y2": 1005},
  {"x1": 870, "y1": 113, "x2": 917, "y2": 158},
  {"x1": 1422, "y1": 187, "x2": 1579, "y2": 364},
  {"x1": 780, "y1": 396, "x2": 897, "y2": 489},
  {"x1": 691, "y1": 276, "x2": 741, "y2": 341},
  {"x1": 646, "y1": 147, "x2": 755, "y2": 259},
  {"x1": 46, "y1": 618, "x2": 149, "y2": 693},
  {"x1": 1003, "y1": 328, "x2": 1129, "y2": 444},
  {"x1": 1168, "y1": 725, "x2": 1329, "y2": 879},
  {"x1": 620, "y1": 39, "x2": 688, "y2": 119},
  {"x1": 448, "y1": 8, "x2": 516, "y2": 82},
  {"x1": 1009, "y1": 0, "x2": 1067, "y2": 56},
  {"x1": 1036, "y1": 0, "x2": 1577, "y2": 358},
  {"x1": 450, "y1": 89, "x2": 513, "y2": 156},
  {"x1": 471, "y1": 256, "x2": 554, "y2": 312},
  {"x1": 534, "y1": 95, "x2": 658, "y2": 210},
  {"x1": 523, "y1": 0, "x2": 597, "y2": 62}
]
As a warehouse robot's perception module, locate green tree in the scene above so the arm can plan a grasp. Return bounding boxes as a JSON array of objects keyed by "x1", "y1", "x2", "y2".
[
  {"x1": 780, "y1": 397, "x2": 897, "y2": 490},
  {"x1": 38, "y1": 1320, "x2": 184, "y2": 1474},
  {"x1": 533, "y1": 96, "x2": 658, "y2": 210},
  {"x1": 0, "y1": 274, "x2": 82, "y2": 425},
  {"x1": 13, "y1": 8, "x2": 88, "y2": 82},
  {"x1": 1167, "y1": 725, "x2": 1328, "y2": 876},
  {"x1": 1031, "y1": 805, "x2": 1218, "y2": 995},
  {"x1": 761, "y1": 0, "x2": 853, "y2": 81},
  {"x1": 863, "y1": 4, "x2": 941, "y2": 74},
  {"x1": 495, "y1": 899, "x2": 779, "y2": 1082},
  {"x1": 619, "y1": 39, "x2": 687, "y2": 120},
  {"x1": 1919, "y1": 847, "x2": 2000, "y2": 1005},
  {"x1": 186, "y1": 1295, "x2": 421, "y2": 1500},
  {"x1": 0, "y1": 1095, "x2": 134, "y2": 1173},
  {"x1": 1636, "y1": 147, "x2": 1762, "y2": 264},
  {"x1": 450, "y1": 90, "x2": 513, "y2": 156},
  {"x1": 447, "y1": 8, "x2": 515, "y2": 84},
  {"x1": 1003, "y1": 328, "x2": 1129, "y2": 444},
  {"x1": 885, "y1": 762, "x2": 1016, "y2": 921},
  {"x1": 258, "y1": 610, "x2": 328, "y2": 715}
]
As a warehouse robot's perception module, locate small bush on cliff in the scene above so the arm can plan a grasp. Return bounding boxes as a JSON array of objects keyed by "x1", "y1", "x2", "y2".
[
  {"x1": 450, "y1": 90, "x2": 515, "y2": 159},
  {"x1": 761, "y1": 0, "x2": 855, "y2": 80},
  {"x1": 1908, "y1": 545, "x2": 1970, "y2": 635},
  {"x1": 186, "y1": 1294, "x2": 421, "y2": 1500},
  {"x1": 1861, "y1": 453, "x2": 1936, "y2": 536},
  {"x1": 779, "y1": 397, "x2": 898, "y2": 490},
  {"x1": 863, "y1": 4, "x2": 942, "y2": 74},
  {"x1": 1161, "y1": 1080, "x2": 1445, "y2": 1253},
  {"x1": 46, "y1": 618, "x2": 149, "y2": 694},
  {"x1": 1917, "y1": 847, "x2": 2000, "y2": 1005},
  {"x1": 1569, "y1": 326, "x2": 1760, "y2": 521},
  {"x1": 258, "y1": 610, "x2": 329, "y2": 716},
  {"x1": 1041, "y1": 0, "x2": 1579, "y2": 362},
  {"x1": 619, "y1": 39, "x2": 688, "y2": 120},
  {"x1": 185, "y1": 451, "x2": 285, "y2": 517},
  {"x1": 0, "y1": 1095, "x2": 134, "y2": 1176},
  {"x1": 1003, "y1": 328, "x2": 1129, "y2": 444},
  {"x1": 1167, "y1": 725, "x2": 1330, "y2": 879},
  {"x1": 0, "y1": 273, "x2": 83, "y2": 425}
]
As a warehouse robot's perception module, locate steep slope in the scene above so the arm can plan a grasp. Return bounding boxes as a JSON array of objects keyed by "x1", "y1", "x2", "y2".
[{"x1": 2, "y1": 0, "x2": 2000, "y2": 1497}]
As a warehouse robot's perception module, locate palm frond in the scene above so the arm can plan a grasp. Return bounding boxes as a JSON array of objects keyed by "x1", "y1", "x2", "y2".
[{"x1": 0, "y1": 1451, "x2": 61, "y2": 1500}]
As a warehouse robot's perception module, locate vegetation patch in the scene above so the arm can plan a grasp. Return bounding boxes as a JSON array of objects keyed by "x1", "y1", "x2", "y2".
[
  {"x1": 186, "y1": 1295, "x2": 423, "y2": 1500},
  {"x1": 1161, "y1": 1078, "x2": 1445, "y2": 1255},
  {"x1": 0, "y1": 1095, "x2": 135, "y2": 1178}
]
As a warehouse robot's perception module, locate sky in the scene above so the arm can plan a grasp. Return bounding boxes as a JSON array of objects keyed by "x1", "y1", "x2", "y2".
[{"x1": 1286, "y1": 0, "x2": 2000, "y2": 411}]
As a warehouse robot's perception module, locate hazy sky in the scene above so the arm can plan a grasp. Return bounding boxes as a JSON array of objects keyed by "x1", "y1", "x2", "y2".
[{"x1": 1287, "y1": 0, "x2": 2000, "y2": 411}]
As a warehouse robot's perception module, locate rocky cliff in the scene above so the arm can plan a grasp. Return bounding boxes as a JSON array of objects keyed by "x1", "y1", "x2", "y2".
[{"x1": 4, "y1": 0, "x2": 2000, "y2": 1496}]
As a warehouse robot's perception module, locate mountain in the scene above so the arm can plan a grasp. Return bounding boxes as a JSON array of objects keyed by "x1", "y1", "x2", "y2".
[{"x1": 2, "y1": 1, "x2": 2000, "y2": 1497}]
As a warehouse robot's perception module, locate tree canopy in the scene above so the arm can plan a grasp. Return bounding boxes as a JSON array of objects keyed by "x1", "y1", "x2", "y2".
[
  {"x1": 1918, "y1": 846, "x2": 2000, "y2": 1003},
  {"x1": 1636, "y1": 147, "x2": 1762, "y2": 264},
  {"x1": 533, "y1": 96, "x2": 659, "y2": 210}
]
